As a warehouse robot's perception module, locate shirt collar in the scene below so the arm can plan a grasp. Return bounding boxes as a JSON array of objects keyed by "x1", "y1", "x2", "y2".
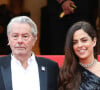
[{"x1": 11, "y1": 52, "x2": 36, "y2": 66}]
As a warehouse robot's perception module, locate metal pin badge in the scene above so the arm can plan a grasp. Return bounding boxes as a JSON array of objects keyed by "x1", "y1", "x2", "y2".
[{"x1": 41, "y1": 66, "x2": 46, "y2": 71}]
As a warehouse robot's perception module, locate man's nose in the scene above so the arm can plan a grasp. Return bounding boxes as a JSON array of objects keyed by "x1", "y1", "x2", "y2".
[{"x1": 17, "y1": 36, "x2": 23, "y2": 43}]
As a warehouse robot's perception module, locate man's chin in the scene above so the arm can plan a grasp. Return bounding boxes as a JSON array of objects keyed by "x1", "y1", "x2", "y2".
[{"x1": 14, "y1": 52, "x2": 27, "y2": 56}]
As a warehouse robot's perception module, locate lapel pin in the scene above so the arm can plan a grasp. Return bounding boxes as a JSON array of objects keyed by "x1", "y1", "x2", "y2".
[{"x1": 41, "y1": 66, "x2": 46, "y2": 71}]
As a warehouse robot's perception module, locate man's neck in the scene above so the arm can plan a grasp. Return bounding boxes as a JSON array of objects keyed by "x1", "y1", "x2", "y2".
[{"x1": 13, "y1": 54, "x2": 32, "y2": 69}]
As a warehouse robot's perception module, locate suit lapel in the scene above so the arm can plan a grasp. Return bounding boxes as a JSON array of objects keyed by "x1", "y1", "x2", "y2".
[
  {"x1": 36, "y1": 57, "x2": 47, "y2": 90},
  {"x1": 1, "y1": 55, "x2": 12, "y2": 90}
]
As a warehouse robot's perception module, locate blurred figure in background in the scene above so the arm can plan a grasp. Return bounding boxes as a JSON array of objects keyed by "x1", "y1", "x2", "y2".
[
  {"x1": 40, "y1": 0, "x2": 98, "y2": 55},
  {"x1": 0, "y1": 4, "x2": 12, "y2": 55}
]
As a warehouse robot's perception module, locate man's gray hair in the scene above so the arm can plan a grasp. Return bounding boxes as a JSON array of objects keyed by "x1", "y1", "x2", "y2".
[{"x1": 7, "y1": 16, "x2": 38, "y2": 38}]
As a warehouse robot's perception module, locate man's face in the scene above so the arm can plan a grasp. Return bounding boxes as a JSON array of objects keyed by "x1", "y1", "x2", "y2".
[{"x1": 8, "y1": 22, "x2": 36, "y2": 56}]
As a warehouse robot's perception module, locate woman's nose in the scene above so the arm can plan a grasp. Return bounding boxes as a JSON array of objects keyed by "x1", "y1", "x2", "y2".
[{"x1": 77, "y1": 42, "x2": 83, "y2": 47}]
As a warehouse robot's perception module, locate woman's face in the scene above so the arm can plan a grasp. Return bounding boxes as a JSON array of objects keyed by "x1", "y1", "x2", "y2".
[{"x1": 72, "y1": 29, "x2": 96, "y2": 60}]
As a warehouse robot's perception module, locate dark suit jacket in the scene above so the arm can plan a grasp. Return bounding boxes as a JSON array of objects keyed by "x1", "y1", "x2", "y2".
[{"x1": 0, "y1": 55, "x2": 59, "y2": 90}]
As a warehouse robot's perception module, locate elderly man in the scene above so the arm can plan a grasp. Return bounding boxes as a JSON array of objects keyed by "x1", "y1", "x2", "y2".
[{"x1": 0, "y1": 16, "x2": 59, "y2": 90}]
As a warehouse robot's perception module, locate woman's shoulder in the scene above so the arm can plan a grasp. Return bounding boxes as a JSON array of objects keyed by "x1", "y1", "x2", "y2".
[{"x1": 80, "y1": 64, "x2": 100, "y2": 90}]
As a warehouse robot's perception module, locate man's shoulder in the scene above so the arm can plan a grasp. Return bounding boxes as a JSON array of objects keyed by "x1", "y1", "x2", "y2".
[
  {"x1": 36, "y1": 57, "x2": 59, "y2": 72},
  {"x1": 36, "y1": 56, "x2": 57, "y2": 63},
  {"x1": 36, "y1": 56, "x2": 58, "y2": 66},
  {"x1": 0, "y1": 55, "x2": 11, "y2": 64}
]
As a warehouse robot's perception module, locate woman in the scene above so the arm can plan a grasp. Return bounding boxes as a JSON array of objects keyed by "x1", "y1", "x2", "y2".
[{"x1": 58, "y1": 21, "x2": 100, "y2": 90}]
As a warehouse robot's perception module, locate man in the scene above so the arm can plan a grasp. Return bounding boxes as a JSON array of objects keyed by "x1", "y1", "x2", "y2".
[{"x1": 0, "y1": 16, "x2": 59, "y2": 90}]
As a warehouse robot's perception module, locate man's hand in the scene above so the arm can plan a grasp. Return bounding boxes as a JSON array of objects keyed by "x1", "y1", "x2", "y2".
[{"x1": 61, "y1": 0, "x2": 76, "y2": 15}]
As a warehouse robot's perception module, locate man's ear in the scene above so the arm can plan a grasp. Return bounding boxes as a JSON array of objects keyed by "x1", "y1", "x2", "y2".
[
  {"x1": 32, "y1": 36, "x2": 37, "y2": 45},
  {"x1": 7, "y1": 42, "x2": 10, "y2": 45},
  {"x1": 7, "y1": 36, "x2": 10, "y2": 45}
]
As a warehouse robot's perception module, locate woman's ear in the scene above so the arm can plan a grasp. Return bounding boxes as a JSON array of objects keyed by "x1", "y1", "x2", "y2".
[{"x1": 93, "y1": 37, "x2": 97, "y2": 47}]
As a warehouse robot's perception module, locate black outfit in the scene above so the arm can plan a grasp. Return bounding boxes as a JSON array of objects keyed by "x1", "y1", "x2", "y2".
[
  {"x1": 80, "y1": 66, "x2": 100, "y2": 90},
  {"x1": 40, "y1": 0, "x2": 98, "y2": 55},
  {"x1": 0, "y1": 4, "x2": 12, "y2": 55}
]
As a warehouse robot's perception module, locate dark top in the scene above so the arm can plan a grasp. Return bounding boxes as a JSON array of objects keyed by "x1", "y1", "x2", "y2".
[{"x1": 80, "y1": 66, "x2": 100, "y2": 90}]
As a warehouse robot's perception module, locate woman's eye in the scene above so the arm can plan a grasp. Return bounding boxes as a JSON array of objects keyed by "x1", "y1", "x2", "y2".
[
  {"x1": 82, "y1": 39, "x2": 87, "y2": 42},
  {"x1": 72, "y1": 41, "x2": 77, "y2": 45}
]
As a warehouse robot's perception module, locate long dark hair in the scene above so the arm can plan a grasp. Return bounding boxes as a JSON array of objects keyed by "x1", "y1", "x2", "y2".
[{"x1": 58, "y1": 21, "x2": 97, "y2": 90}]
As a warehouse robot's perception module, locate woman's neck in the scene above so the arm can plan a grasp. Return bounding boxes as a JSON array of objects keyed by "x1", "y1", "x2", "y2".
[{"x1": 79, "y1": 55, "x2": 95, "y2": 65}]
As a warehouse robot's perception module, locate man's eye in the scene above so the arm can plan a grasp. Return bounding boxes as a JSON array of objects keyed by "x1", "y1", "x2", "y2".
[
  {"x1": 23, "y1": 35, "x2": 28, "y2": 38},
  {"x1": 13, "y1": 35, "x2": 18, "y2": 37}
]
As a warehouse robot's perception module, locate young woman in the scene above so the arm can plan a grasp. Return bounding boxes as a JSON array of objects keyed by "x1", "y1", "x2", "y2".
[{"x1": 58, "y1": 21, "x2": 100, "y2": 90}]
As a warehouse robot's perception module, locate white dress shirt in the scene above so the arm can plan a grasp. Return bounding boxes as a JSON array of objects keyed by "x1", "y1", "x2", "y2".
[{"x1": 11, "y1": 53, "x2": 40, "y2": 90}]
